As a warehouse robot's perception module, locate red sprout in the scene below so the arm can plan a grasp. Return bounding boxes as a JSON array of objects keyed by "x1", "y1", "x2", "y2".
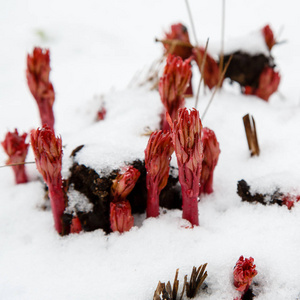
[
  {"x1": 30, "y1": 125, "x2": 66, "y2": 234},
  {"x1": 26, "y1": 47, "x2": 55, "y2": 130},
  {"x1": 110, "y1": 166, "x2": 140, "y2": 233},
  {"x1": 70, "y1": 216, "x2": 82, "y2": 234},
  {"x1": 193, "y1": 47, "x2": 221, "y2": 90},
  {"x1": 244, "y1": 67, "x2": 280, "y2": 101},
  {"x1": 110, "y1": 201, "x2": 134, "y2": 233},
  {"x1": 1, "y1": 129, "x2": 29, "y2": 184},
  {"x1": 168, "y1": 108, "x2": 203, "y2": 226},
  {"x1": 145, "y1": 130, "x2": 174, "y2": 218},
  {"x1": 199, "y1": 127, "x2": 221, "y2": 195},
  {"x1": 97, "y1": 106, "x2": 107, "y2": 121},
  {"x1": 233, "y1": 256, "x2": 258, "y2": 293},
  {"x1": 281, "y1": 194, "x2": 300, "y2": 210},
  {"x1": 163, "y1": 23, "x2": 193, "y2": 60},
  {"x1": 262, "y1": 25, "x2": 276, "y2": 51},
  {"x1": 159, "y1": 54, "x2": 192, "y2": 131}
]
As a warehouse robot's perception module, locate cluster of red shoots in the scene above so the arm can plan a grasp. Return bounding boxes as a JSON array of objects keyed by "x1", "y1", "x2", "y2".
[
  {"x1": 233, "y1": 256, "x2": 257, "y2": 299},
  {"x1": 26, "y1": 47, "x2": 55, "y2": 129},
  {"x1": 161, "y1": 22, "x2": 280, "y2": 101},
  {"x1": 145, "y1": 107, "x2": 220, "y2": 226},
  {"x1": 1, "y1": 129, "x2": 29, "y2": 184},
  {"x1": 110, "y1": 166, "x2": 140, "y2": 233}
]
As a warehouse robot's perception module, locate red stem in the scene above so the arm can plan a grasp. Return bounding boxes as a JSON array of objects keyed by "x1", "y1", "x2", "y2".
[
  {"x1": 181, "y1": 186, "x2": 199, "y2": 226},
  {"x1": 146, "y1": 183, "x2": 160, "y2": 218},
  {"x1": 38, "y1": 100, "x2": 55, "y2": 130},
  {"x1": 12, "y1": 165, "x2": 28, "y2": 184},
  {"x1": 48, "y1": 179, "x2": 65, "y2": 234}
]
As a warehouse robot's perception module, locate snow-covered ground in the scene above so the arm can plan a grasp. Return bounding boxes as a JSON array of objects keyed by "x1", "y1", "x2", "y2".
[{"x1": 1, "y1": 1, "x2": 300, "y2": 299}]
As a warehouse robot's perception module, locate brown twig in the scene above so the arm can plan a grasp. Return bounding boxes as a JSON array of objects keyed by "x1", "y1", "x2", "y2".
[
  {"x1": 243, "y1": 114, "x2": 260, "y2": 156},
  {"x1": 201, "y1": 55, "x2": 233, "y2": 120},
  {"x1": 194, "y1": 38, "x2": 209, "y2": 109},
  {"x1": 219, "y1": 0, "x2": 226, "y2": 76},
  {"x1": 0, "y1": 161, "x2": 35, "y2": 168},
  {"x1": 185, "y1": 264, "x2": 208, "y2": 298},
  {"x1": 184, "y1": 0, "x2": 199, "y2": 46},
  {"x1": 155, "y1": 38, "x2": 194, "y2": 49}
]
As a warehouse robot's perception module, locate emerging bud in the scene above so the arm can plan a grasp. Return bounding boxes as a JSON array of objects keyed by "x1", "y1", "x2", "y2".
[
  {"x1": 110, "y1": 200, "x2": 134, "y2": 233},
  {"x1": 111, "y1": 166, "x2": 141, "y2": 202},
  {"x1": 159, "y1": 54, "x2": 192, "y2": 130},
  {"x1": 193, "y1": 47, "x2": 220, "y2": 90},
  {"x1": 168, "y1": 108, "x2": 203, "y2": 226},
  {"x1": 200, "y1": 127, "x2": 220, "y2": 195},
  {"x1": 97, "y1": 106, "x2": 107, "y2": 121},
  {"x1": 26, "y1": 47, "x2": 55, "y2": 129},
  {"x1": 30, "y1": 125, "x2": 62, "y2": 186},
  {"x1": 70, "y1": 216, "x2": 82, "y2": 234},
  {"x1": 233, "y1": 256, "x2": 258, "y2": 293},
  {"x1": 163, "y1": 23, "x2": 193, "y2": 60},
  {"x1": 145, "y1": 130, "x2": 174, "y2": 218},
  {"x1": 262, "y1": 25, "x2": 276, "y2": 51},
  {"x1": 30, "y1": 125, "x2": 65, "y2": 234},
  {"x1": 1, "y1": 129, "x2": 29, "y2": 184},
  {"x1": 281, "y1": 193, "x2": 300, "y2": 210},
  {"x1": 244, "y1": 67, "x2": 280, "y2": 101}
]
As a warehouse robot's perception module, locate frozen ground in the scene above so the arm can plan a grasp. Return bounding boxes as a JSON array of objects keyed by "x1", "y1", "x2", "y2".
[{"x1": 1, "y1": 1, "x2": 300, "y2": 299}]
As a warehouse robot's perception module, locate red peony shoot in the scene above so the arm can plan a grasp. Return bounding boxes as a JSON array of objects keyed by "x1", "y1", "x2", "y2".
[
  {"x1": 199, "y1": 127, "x2": 221, "y2": 195},
  {"x1": 262, "y1": 24, "x2": 276, "y2": 51},
  {"x1": 31, "y1": 125, "x2": 66, "y2": 234},
  {"x1": 97, "y1": 106, "x2": 107, "y2": 121},
  {"x1": 1, "y1": 129, "x2": 29, "y2": 184},
  {"x1": 110, "y1": 201, "x2": 134, "y2": 233},
  {"x1": 110, "y1": 166, "x2": 140, "y2": 233},
  {"x1": 159, "y1": 54, "x2": 192, "y2": 131},
  {"x1": 26, "y1": 47, "x2": 55, "y2": 130},
  {"x1": 244, "y1": 67, "x2": 280, "y2": 101},
  {"x1": 145, "y1": 130, "x2": 174, "y2": 218},
  {"x1": 70, "y1": 216, "x2": 82, "y2": 234},
  {"x1": 168, "y1": 108, "x2": 203, "y2": 226},
  {"x1": 233, "y1": 256, "x2": 258, "y2": 293},
  {"x1": 281, "y1": 194, "x2": 300, "y2": 210},
  {"x1": 163, "y1": 23, "x2": 193, "y2": 60},
  {"x1": 193, "y1": 47, "x2": 220, "y2": 90}
]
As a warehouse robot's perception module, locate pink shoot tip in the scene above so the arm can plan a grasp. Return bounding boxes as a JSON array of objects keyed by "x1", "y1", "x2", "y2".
[
  {"x1": 159, "y1": 54, "x2": 192, "y2": 130},
  {"x1": 110, "y1": 200, "x2": 134, "y2": 233},
  {"x1": 233, "y1": 256, "x2": 258, "y2": 293},
  {"x1": 26, "y1": 47, "x2": 55, "y2": 129},
  {"x1": 200, "y1": 127, "x2": 220, "y2": 195},
  {"x1": 1, "y1": 129, "x2": 29, "y2": 184},
  {"x1": 30, "y1": 125, "x2": 65, "y2": 234},
  {"x1": 145, "y1": 130, "x2": 174, "y2": 218},
  {"x1": 262, "y1": 24, "x2": 276, "y2": 51},
  {"x1": 169, "y1": 108, "x2": 203, "y2": 226}
]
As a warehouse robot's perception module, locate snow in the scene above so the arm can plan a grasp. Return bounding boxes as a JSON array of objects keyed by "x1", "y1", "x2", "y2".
[{"x1": 1, "y1": 0, "x2": 300, "y2": 299}]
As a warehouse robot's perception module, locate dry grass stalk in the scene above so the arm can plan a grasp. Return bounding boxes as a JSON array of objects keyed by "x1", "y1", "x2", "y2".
[
  {"x1": 0, "y1": 161, "x2": 35, "y2": 168},
  {"x1": 243, "y1": 114, "x2": 260, "y2": 156},
  {"x1": 153, "y1": 269, "x2": 179, "y2": 300},
  {"x1": 201, "y1": 55, "x2": 233, "y2": 120},
  {"x1": 194, "y1": 38, "x2": 210, "y2": 109},
  {"x1": 184, "y1": 0, "x2": 199, "y2": 46},
  {"x1": 185, "y1": 264, "x2": 208, "y2": 298}
]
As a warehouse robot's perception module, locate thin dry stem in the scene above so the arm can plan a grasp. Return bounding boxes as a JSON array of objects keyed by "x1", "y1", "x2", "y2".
[
  {"x1": 194, "y1": 38, "x2": 210, "y2": 109},
  {"x1": 201, "y1": 55, "x2": 232, "y2": 120},
  {"x1": 0, "y1": 161, "x2": 35, "y2": 168},
  {"x1": 184, "y1": 0, "x2": 199, "y2": 46}
]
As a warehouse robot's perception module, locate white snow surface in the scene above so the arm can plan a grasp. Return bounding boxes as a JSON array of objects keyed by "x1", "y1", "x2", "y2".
[{"x1": 1, "y1": 0, "x2": 300, "y2": 299}]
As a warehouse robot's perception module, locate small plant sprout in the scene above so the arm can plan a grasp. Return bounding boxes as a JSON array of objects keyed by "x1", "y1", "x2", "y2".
[
  {"x1": 1, "y1": 129, "x2": 29, "y2": 184},
  {"x1": 159, "y1": 54, "x2": 192, "y2": 131},
  {"x1": 163, "y1": 23, "x2": 193, "y2": 60},
  {"x1": 26, "y1": 47, "x2": 55, "y2": 130},
  {"x1": 193, "y1": 47, "x2": 220, "y2": 90},
  {"x1": 262, "y1": 24, "x2": 276, "y2": 51},
  {"x1": 244, "y1": 67, "x2": 280, "y2": 101},
  {"x1": 70, "y1": 216, "x2": 82, "y2": 234},
  {"x1": 199, "y1": 127, "x2": 220, "y2": 195},
  {"x1": 168, "y1": 108, "x2": 203, "y2": 226},
  {"x1": 233, "y1": 256, "x2": 258, "y2": 293},
  {"x1": 145, "y1": 130, "x2": 174, "y2": 218},
  {"x1": 110, "y1": 166, "x2": 140, "y2": 233},
  {"x1": 30, "y1": 125, "x2": 66, "y2": 234}
]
